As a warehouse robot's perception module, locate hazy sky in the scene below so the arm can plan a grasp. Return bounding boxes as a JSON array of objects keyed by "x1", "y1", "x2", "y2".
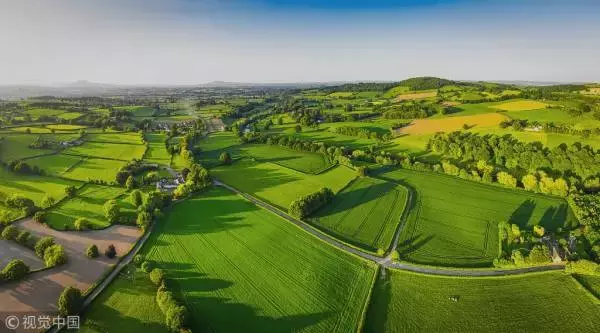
[{"x1": 1, "y1": 0, "x2": 599, "y2": 85}]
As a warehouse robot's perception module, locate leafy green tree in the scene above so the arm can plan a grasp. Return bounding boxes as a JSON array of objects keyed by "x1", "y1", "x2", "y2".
[
  {"x1": 44, "y1": 244, "x2": 67, "y2": 267},
  {"x1": 166, "y1": 305, "x2": 189, "y2": 332},
  {"x1": 86, "y1": 244, "x2": 99, "y2": 259},
  {"x1": 136, "y1": 211, "x2": 152, "y2": 231},
  {"x1": 33, "y1": 211, "x2": 47, "y2": 224},
  {"x1": 15, "y1": 230, "x2": 30, "y2": 245},
  {"x1": 1, "y1": 225, "x2": 18, "y2": 240},
  {"x1": 130, "y1": 190, "x2": 143, "y2": 207},
  {"x1": 103, "y1": 200, "x2": 121, "y2": 224},
  {"x1": 149, "y1": 268, "x2": 165, "y2": 285},
  {"x1": 35, "y1": 237, "x2": 55, "y2": 257},
  {"x1": 41, "y1": 196, "x2": 55, "y2": 208},
  {"x1": 1, "y1": 259, "x2": 29, "y2": 281},
  {"x1": 65, "y1": 186, "x2": 77, "y2": 198},
  {"x1": 141, "y1": 261, "x2": 152, "y2": 273},
  {"x1": 74, "y1": 217, "x2": 89, "y2": 231},
  {"x1": 125, "y1": 176, "x2": 136, "y2": 190},
  {"x1": 294, "y1": 124, "x2": 302, "y2": 133},
  {"x1": 57, "y1": 287, "x2": 84, "y2": 316}
]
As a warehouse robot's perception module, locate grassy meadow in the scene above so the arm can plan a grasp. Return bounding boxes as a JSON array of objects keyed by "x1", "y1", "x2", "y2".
[
  {"x1": 211, "y1": 159, "x2": 356, "y2": 210},
  {"x1": 143, "y1": 132, "x2": 171, "y2": 166},
  {"x1": 46, "y1": 184, "x2": 128, "y2": 230},
  {"x1": 62, "y1": 158, "x2": 127, "y2": 183},
  {"x1": 377, "y1": 168, "x2": 577, "y2": 267},
  {"x1": 138, "y1": 187, "x2": 377, "y2": 333},
  {"x1": 309, "y1": 177, "x2": 408, "y2": 252},
  {"x1": 64, "y1": 141, "x2": 146, "y2": 161},
  {"x1": 365, "y1": 269, "x2": 600, "y2": 333},
  {"x1": 237, "y1": 144, "x2": 334, "y2": 174}
]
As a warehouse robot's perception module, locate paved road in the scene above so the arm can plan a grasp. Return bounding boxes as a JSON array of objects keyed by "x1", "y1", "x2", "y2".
[{"x1": 214, "y1": 180, "x2": 566, "y2": 277}]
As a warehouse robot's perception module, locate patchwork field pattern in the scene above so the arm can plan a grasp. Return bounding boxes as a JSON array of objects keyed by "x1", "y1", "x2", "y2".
[
  {"x1": 141, "y1": 187, "x2": 376, "y2": 333},
  {"x1": 211, "y1": 159, "x2": 356, "y2": 210},
  {"x1": 399, "y1": 113, "x2": 508, "y2": 135},
  {"x1": 377, "y1": 168, "x2": 577, "y2": 267},
  {"x1": 238, "y1": 144, "x2": 334, "y2": 174},
  {"x1": 395, "y1": 90, "x2": 437, "y2": 101},
  {"x1": 27, "y1": 154, "x2": 83, "y2": 176},
  {"x1": 87, "y1": 132, "x2": 144, "y2": 145},
  {"x1": 310, "y1": 177, "x2": 408, "y2": 251},
  {"x1": 365, "y1": 270, "x2": 600, "y2": 333},
  {"x1": 143, "y1": 132, "x2": 171, "y2": 165},
  {"x1": 0, "y1": 167, "x2": 80, "y2": 207}
]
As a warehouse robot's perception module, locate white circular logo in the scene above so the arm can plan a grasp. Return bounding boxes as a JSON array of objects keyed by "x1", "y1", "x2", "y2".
[{"x1": 4, "y1": 315, "x2": 19, "y2": 330}]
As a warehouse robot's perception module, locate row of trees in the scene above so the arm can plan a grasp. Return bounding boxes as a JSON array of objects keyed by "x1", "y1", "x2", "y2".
[
  {"x1": 333, "y1": 126, "x2": 393, "y2": 141},
  {"x1": 429, "y1": 131, "x2": 600, "y2": 187},
  {"x1": 289, "y1": 188, "x2": 334, "y2": 219}
]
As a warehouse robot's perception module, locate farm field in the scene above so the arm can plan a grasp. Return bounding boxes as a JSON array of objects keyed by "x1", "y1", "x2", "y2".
[
  {"x1": 195, "y1": 131, "x2": 241, "y2": 167},
  {"x1": 398, "y1": 113, "x2": 508, "y2": 135},
  {"x1": 211, "y1": 159, "x2": 356, "y2": 210},
  {"x1": 266, "y1": 124, "x2": 377, "y2": 151},
  {"x1": 45, "y1": 184, "x2": 128, "y2": 230},
  {"x1": 26, "y1": 153, "x2": 82, "y2": 176},
  {"x1": 0, "y1": 167, "x2": 80, "y2": 207},
  {"x1": 87, "y1": 132, "x2": 144, "y2": 145},
  {"x1": 143, "y1": 132, "x2": 171, "y2": 165},
  {"x1": 79, "y1": 270, "x2": 166, "y2": 333},
  {"x1": 574, "y1": 274, "x2": 600, "y2": 300},
  {"x1": 62, "y1": 157, "x2": 127, "y2": 183},
  {"x1": 364, "y1": 269, "x2": 600, "y2": 333},
  {"x1": 25, "y1": 108, "x2": 65, "y2": 118},
  {"x1": 64, "y1": 141, "x2": 146, "y2": 161},
  {"x1": 309, "y1": 177, "x2": 408, "y2": 252},
  {"x1": 395, "y1": 90, "x2": 437, "y2": 101},
  {"x1": 138, "y1": 187, "x2": 377, "y2": 333},
  {"x1": 0, "y1": 133, "x2": 81, "y2": 161},
  {"x1": 376, "y1": 168, "x2": 577, "y2": 267},
  {"x1": 238, "y1": 144, "x2": 334, "y2": 174},
  {"x1": 492, "y1": 100, "x2": 548, "y2": 111},
  {"x1": 46, "y1": 124, "x2": 86, "y2": 131},
  {"x1": 57, "y1": 112, "x2": 82, "y2": 120}
]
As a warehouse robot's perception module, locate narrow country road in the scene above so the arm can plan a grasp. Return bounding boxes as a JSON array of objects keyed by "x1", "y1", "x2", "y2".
[{"x1": 213, "y1": 179, "x2": 566, "y2": 277}]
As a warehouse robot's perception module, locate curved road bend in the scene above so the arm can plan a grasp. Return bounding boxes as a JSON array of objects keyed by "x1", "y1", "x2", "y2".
[{"x1": 214, "y1": 180, "x2": 566, "y2": 277}]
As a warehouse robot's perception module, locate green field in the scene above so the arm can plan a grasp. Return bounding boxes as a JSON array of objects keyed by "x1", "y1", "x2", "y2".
[
  {"x1": 143, "y1": 132, "x2": 171, "y2": 166},
  {"x1": 25, "y1": 108, "x2": 65, "y2": 118},
  {"x1": 80, "y1": 270, "x2": 166, "y2": 333},
  {"x1": 135, "y1": 187, "x2": 376, "y2": 332},
  {"x1": 62, "y1": 157, "x2": 127, "y2": 183},
  {"x1": 309, "y1": 177, "x2": 408, "y2": 252},
  {"x1": 211, "y1": 159, "x2": 356, "y2": 210},
  {"x1": 87, "y1": 132, "x2": 144, "y2": 145},
  {"x1": 266, "y1": 124, "x2": 378, "y2": 151},
  {"x1": 365, "y1": 269, "x2": 600, "y2": 333},
  {"x1": 574, "y1": 274, "x2": 600, "y2": 300},
  {"x1": 46, "y1": 124, "x2": 87, "y2": 130},
  {"x1": 57, "y1": 112, "x2": 82, "y2": 120},
  {"x1": 238, "y1": 144, "x2": 334, "y2": 174},
  {"x1": 376, "y1": 168, "x2": 577, "y2": 267},
  {"x1": 27, "y1": 154, "x2": 83, "y2": 176},
  {"x1": 0, "y1": 133, "x2": 77, "y2": 161},
  {"x1": 492, "y1": 100, "x2": 548, "y2": 111},
  {"x1": 46, "y1": 184, "x2": 129, "y2": 230},
  {"x1": 64, "y1": 141, "x2": 146, "y2": 161}
]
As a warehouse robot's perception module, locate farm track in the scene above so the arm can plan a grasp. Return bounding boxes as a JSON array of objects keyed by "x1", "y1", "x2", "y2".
[{"x1": 214, "y1": 180, "x2": 566, "y2": 277}]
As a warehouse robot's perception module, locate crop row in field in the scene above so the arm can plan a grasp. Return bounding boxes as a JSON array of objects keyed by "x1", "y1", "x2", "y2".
[
  {"x1": 365, "y1": 269, "x2": 600, "y2": 332},
  {"x1": 27, "y1": 154, "x2": 126, "y2": 182},
  {"x1": 376, "y1": 168, "x2": 577, "y2": 267},
  {"x1": 309, "y1": 177, "x2": 408, "y2": 251},
  {"x1": 211, "y1": 159, "x2": 356, "y2": 210},
  {"x1": 81, "y1": 187, "x2": 377, "y2": 332}
]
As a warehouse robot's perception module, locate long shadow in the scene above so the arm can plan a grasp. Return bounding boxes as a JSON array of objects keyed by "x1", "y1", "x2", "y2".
[
  {"x1": 508, "y1": 199, "x2": 536, "y2": 228},
  {"x1": 80, "y1": 301, "x2": 167, "y2": 333},
  {"x1": 396, "y1": 234, "x2": 435, "y2": 257},
  {"x1": 363, "y1": 268, "x2": 392, "y2": 333}
]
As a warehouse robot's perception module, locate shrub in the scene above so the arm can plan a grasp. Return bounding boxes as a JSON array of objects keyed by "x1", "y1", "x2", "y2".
[
  {"x1": 15, "y1": 230, "x2": 31, "y2": 245},
  {"x1": 105, "y1": 244, "x2": 117, "y2": 259},
  {"x1": 44, "y1": 244, "x2": 67, "y2": 267},
  {"x1": 1, "y1": 225, "x2": 18, "y2": 240},
  {"x1": 130, "y1": 190, "x2": 143, "y2": 207},
  {"x1": 57, "y1": 286, "x2": 83, "y2": 316},
  {"x1": 141, "y1": 261, "x2": 152, "y2": 273},
  {"x1": 35, "y1": 237, "x2": 55, "y2": 257},
  {"x1": 126, "y1": 176, "x2": 136, "y2": 190},
  {"x1": 357, "y1": 166, "x2": 368, "y2": 177},
  {"x1": 103, "y1": 200, "x2": 121, "y2": 224},
  {"x1": 41, "y1": 196, "x2": 56, "y2": 208},
  {"x1": 86, "y1": 244, "x2": 99, "y2": 259},
  {"x1": 33, "y1": 211, "x2": 47, "y2": 224},
  {"x1": 156, "y1": 290, "x2": 176, "y2": 314},
  {"x1": 533, "y1": 225, "x2": 545, "y2": 237},
  {"x1": 149, "y1": 268, "x2": 165, "y2": 285},
  {"x1": 1, "y1": 259, "x2": 30, "y2": 281},
  {"x1": 74, "y1": 217, "x2": 90, "y2": 231},
  {"x1": 219, "y1": 151, "x2": 232, "y2": 165},
  {"x1": 136, "y1": 211, "x2": 152, "y2": 231},
  {"x1": 566, "y1": 259, "x2": 599, "y2": 275}
]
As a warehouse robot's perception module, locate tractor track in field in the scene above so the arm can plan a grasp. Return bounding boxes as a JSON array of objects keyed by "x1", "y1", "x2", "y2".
[{"x1": 214, "y1": 179, "x2": 566, "y2": 277}]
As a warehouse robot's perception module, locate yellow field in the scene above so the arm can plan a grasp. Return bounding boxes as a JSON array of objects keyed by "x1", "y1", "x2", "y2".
[
  {"x1": 395, "y1": 91, "x2": 437, "y2": 101},
  {"x1": 492, "y1": 100, "x2": 547, "y2": 111},
  {"x1": 46, "y1": 124, "x2": 87, "y2": 130},
  {"x1": 399, "y1": 113, "x2": 508, "y2": 135},
  {"x1": 328, "y1": 92, "x2": 354, "y2": 98},
  {"x1": 582, "y1": 87, "x2": 600, "y2": 95}
]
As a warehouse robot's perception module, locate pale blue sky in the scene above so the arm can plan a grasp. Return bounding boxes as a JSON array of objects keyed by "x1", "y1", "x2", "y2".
[{"x1": 0, "y1": 0, "x2": 598, "y2": 84}]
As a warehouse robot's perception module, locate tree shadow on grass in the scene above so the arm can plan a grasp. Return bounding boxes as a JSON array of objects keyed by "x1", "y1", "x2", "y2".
[
  {"x1": 396, "y1": 233, "x2": 434, "y2": 257},
  {"x1": 363, "y1": 268, "x2": 392, "y2": 333},
  {"x1": 81, "y1": 301, "x2": 167, "y2": 333},
  {"x1": 508, "y1": 199, "x2": 536, "y2": 228},
  {"x1": 538, "y1": 203, "x2": 570, "y2": 231}
]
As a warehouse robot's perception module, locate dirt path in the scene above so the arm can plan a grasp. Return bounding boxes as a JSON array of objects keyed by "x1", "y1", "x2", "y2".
[
  {"x1": 214, "y1": 180, "x2": 566, "y2": 277},
  {"x1": 0, "y1": 220, "x2": 141, "y2": 332}
]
